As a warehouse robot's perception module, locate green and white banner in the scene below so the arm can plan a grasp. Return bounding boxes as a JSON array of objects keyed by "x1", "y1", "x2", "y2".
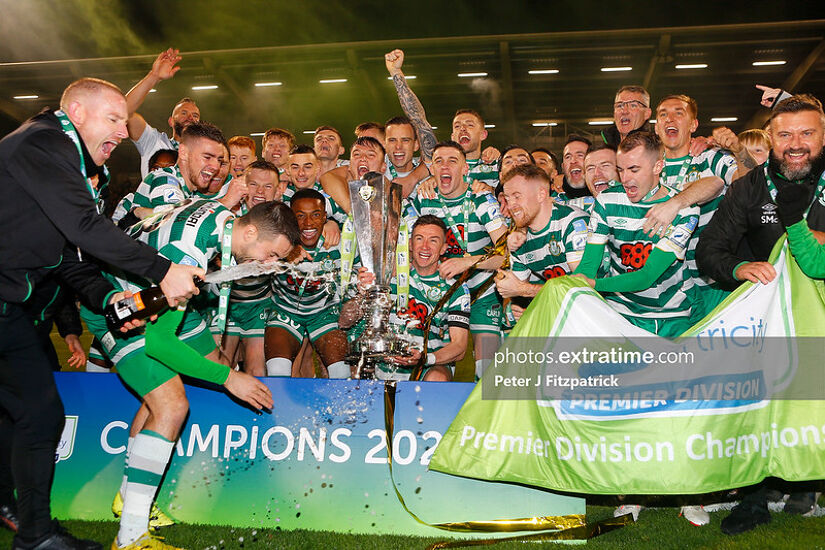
[{"x1": 431, "y1": 241, "x2": 825, "y2": 495}]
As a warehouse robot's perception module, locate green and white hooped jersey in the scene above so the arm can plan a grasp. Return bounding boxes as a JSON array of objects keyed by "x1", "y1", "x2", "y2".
[
  {"x1": 389, "y1": 269, "x2": 471, "y2": 353},
  {"x1": 112, "y1": 199, "x2": 233, "y2": 294},
  {"x1": 113, "y1": 165, "x2": 192, "y2": 223},
  {"x1": 404, "y1": 187, "x2": 507, "y2": 295},
  {"x1": 588, "y1": 187, "x2": 699, "y2": 320},
  {"x1": 466, "y1": 157, "x2": 499, "y2": 188},
  {"x1": 553, "y1": 192, "x2": 595, "y2": 215},
  {"x1": 270, "y1": 242, "x2": 341, "y2": 316},
  {"x1": 511, "y1": 204, "x2": 590, "y2": 283},
  {"x1": 229, "y1": 275, "x2": 271, "y2": 303},
  {"x1": 660, "y1": 148, "x2": 738, "y2": 287},
  {"x1": 282, "y1": 181, "x2": 349, "y2": 226}
]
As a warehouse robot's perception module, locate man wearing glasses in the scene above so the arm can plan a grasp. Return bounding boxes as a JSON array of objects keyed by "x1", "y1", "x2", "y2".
[{"x1": 601, "y1": 86, "x2": 652, "y2": 148}]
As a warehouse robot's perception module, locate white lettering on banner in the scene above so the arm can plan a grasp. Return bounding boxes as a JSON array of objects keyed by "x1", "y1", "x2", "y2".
[
  {"x1": 297, "y1": 428, "x2": 326, "y2": 461},
  {"x1": 459, "y1": 422, "x2": 825, "y2": 465},
  {"x1": 100, "y1": 420, "x2": 129, "y2": 454},
  {"x1": 686, "y1": 423, "x2": 824, "y2": 461},
  {"x1": 262, "y1": 426, "x2": 294, "y2": 461},
  {"x1": 329, "y1": 428, "x2": 352, "y2": 463},
  {"x1": 97, "y1": 422, "x2": 443, "y2": 465},
  {"x1": 224, "y1": 425, "x2": 248, "y2": 458}
]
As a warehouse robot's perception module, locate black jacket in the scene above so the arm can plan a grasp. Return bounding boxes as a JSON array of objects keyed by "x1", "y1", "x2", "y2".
[
  {"x1": 696, "y1": 156, "x2": 825, "y2": 287},
  {"x1": 0, "y1": 109, "x2": 170, "y2": 305},
  {"x1": 600, "y1": 123, "x2": 648, "y2": 148}
]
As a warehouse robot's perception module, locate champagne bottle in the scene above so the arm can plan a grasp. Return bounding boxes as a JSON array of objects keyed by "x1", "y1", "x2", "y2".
[{"x1": 104, "y1": 287, "x2": 169, "y2": 332}]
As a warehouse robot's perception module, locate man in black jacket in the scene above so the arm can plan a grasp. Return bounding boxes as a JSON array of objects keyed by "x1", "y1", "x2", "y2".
[
  {"x1": 600, "y1": 85, "x2": 651, "y2": 148},
  {"x1": 0, "y1": 77, "x2": 203, "y2": 550},
  {"x1": 696, "y1": 94, "x2": 825, "y2": 534}
]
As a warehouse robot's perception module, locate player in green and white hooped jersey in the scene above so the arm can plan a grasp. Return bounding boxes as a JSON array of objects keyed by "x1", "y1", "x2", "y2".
[
  {"x1": 553, "y1": 135, "x2": 594, "y2": 211},
  {"x1": 313, "y1": 125, "x2": 347, "y2": 175},
  {"x1": 318, "y1": 136, "x2": 389, "y2": 215},
  {"x1": 574, "y1": 131, "x2": 700, "y2": 338},
  {"x1": 653, "y1": 95, "x2": 756, "y2": 320},
  {"x1": 494, "y1": 145, "x2": 536, "y2": 222},
  {"x1": 265, "y1": 189, "x2": 351, "y2": 379},
  {"x1": 285, "y1": 145, "x2": 348, "y2": 230},
  {"x1": 209, "y1": 160, "x2": 282, "y2": 376},
  {"x1": 113, "y1": 122, "x2": 228, "y2": 223},
  {"x1": 495, "y1": 164, "x2": 589, "y2": 320},
  {"x1": 100, "y1": 200, "x2": 296, "y2": 550},
  {"x1": 408, "y1": 141, "x2": 508, "y2": 379},
  {"x1": 283, "y1": 145, "x2": 347, "y2": 378},
  {"x1": 342, "y1": 215, "x2": 471, "y2": 381},
  {"x1": 452, "y1": 109, "x2": 499, "y2": 188},
  {"x1": 383, "y1": 116, "x2": 432, "y2": 197},
  {"x1": 228, "y1": 135, "x2": 258, "y2": 179},
  {"x1": 584, "y1": 142, "x2": 620, "y2": 207}
]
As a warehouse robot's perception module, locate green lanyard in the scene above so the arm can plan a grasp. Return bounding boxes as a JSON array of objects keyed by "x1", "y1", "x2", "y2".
[
  {"x1": 54, "y1": 110, "x2": 108, "y2": 213},
  {"x1": 764, "y1": 165, "x2": 825, "y2": 217},
  {"x1": 437, "y1": 190, "x2": 473, "y2": 254},
  {"x1": 660, "y1": 155, "x2": 693, "y2": 191},
  {"x1": 388, "y1": 164, "x2": 399, "y2": 180},
  {"x1": 214, "y1": 219, "x2": 235, "y2": 334},
  {"x1": 642, "y1": 184, "x2": 662, "y2": 202},
  {"x1": 339, "y1": 215, "x2": 356, "y2": 297},
  {"x1": 395, "y1": 220, "x2": 410, "y2": 309}
]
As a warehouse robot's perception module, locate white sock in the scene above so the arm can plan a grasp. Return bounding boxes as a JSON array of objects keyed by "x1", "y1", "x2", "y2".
[
  {"x1": 119, "y1": 436, "x2": 135, "y2": 497},
  {"x1": 85, "y1": 360, "x2": 109, "y2": 372},
  {"x1": 327, "y1": 361, "x2": 350, "y2": 379},
  {"x1": 266, "y1": 357, "x2": 292, "y2": 377},
  {"x1": 117, "y1": 431, "x2": 174, "y2": 546},
  {"x1": 475, "y1": 359, "x2": 491, "y2": 380}
]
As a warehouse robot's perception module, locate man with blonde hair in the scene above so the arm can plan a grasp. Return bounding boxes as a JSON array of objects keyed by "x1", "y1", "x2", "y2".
[{"x1": 0, "y1": 76, "x2": 201, "y2": 550}]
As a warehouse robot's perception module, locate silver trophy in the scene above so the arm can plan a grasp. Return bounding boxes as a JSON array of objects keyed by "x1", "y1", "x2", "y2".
[{"x1": 346, "y1": 171, "x2": 412, "y2": 377}]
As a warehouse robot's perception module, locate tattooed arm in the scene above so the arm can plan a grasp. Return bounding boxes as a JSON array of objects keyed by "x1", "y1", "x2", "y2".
[{"x1": 385, "y1": 49, "x2": 437, "y2": 162}]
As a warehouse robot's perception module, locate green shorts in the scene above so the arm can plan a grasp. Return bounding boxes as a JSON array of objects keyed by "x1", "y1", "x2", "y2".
[
  {"x1": 469, "y1": 292, "x2": 502, "y2": 335},
  {"x1": 688, "y1": 284, "x2": 731, "y2": 325},
  {"x1": 266, "y1": 306, "x2": 340, "y2": 344},
  {"x1": 81, "y1": 307, "x2": 215, "y2": 397},
  {"x1": 624, "y1": 315, "x2": 692, "y2": 339},
  {"x1": 210, "y1": 299, "x2": 270, "y2": 337}
]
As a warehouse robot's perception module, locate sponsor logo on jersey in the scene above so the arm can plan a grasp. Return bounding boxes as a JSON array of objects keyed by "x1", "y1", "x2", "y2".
[
  {"x1": 761, "y1": 203, "x2": 779, "y2": 224},
  {"x1": 542, "y1": 265, "x2": 568, "y2": 280},
  {"x1": 179, "y1": 255, "x2": 199, "y2": 266},
  {"x1": 620, "y1": 242, "x2": 652, "y2": 271},
  {"x1": 571, "y1": 219, "x2": 588, "y2": 234}
]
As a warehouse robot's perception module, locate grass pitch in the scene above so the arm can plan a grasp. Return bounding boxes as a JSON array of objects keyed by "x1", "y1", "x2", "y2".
[{"x1": 2, "y1": 504, "x2": 824, "y2": 549}]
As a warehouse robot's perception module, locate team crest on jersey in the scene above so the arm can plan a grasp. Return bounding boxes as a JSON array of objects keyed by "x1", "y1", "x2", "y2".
[
  {"x1": 547, "y1": 238, "x2": 563, "y2": 256},
  {"x1": 426, "y1": 286, "x2": 444, "y2": 302},
  {"x1": 322, "y1": 258, "x2": 335, "y2": 271}
]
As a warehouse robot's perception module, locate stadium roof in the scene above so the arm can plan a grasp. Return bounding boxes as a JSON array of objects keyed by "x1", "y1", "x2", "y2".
[{"x1": 1, "y1": 3, "x2": 824, "y2": 175}]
